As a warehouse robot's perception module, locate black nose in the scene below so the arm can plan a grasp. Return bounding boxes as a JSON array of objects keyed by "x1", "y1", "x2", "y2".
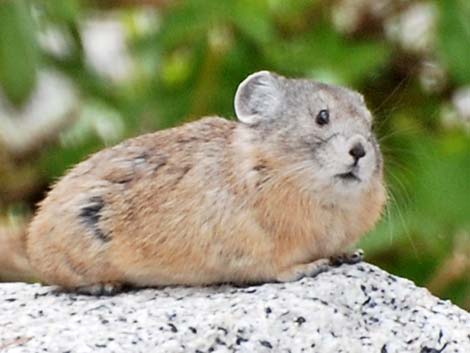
[{"x1": 349, "y1": 143, "x2": 366, "y2": 163}]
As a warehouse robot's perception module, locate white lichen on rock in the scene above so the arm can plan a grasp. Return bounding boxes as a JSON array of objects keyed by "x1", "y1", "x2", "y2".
[{"x1": 0, "y1": 263, "x2": 468, "y2": 353}]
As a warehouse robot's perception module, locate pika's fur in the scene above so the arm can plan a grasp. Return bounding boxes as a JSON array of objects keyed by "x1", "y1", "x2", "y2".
[{"x1": 26, "y1": 71, "x2": 386, "y2": 294}]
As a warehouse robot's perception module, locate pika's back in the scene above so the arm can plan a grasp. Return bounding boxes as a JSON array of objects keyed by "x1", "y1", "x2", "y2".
[{"x1": 68, "y1": 116, "x2": 236, "y2": 185}]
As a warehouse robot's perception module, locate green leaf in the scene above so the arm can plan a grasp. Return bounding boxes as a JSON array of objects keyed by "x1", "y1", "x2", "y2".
[
  {"x1": 438, "y1": 0, "x2": 470, "y2": 84},
  {"x1": 232, "y1": 0, "x2": 274, "y2": 45},
  {"x1": 0, "y1": 0, "x2": 39, "y2": 106},
  {"x1": 156, "y1": 0, "x2": 229, "y2": 50},
  {"x1": 42, "y1": 0, "x2": 80, "y2": 23}
]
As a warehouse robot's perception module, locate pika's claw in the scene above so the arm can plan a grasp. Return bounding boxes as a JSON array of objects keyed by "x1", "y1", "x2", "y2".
[{"x1": 329, "y1": 249, "x2": 364, "y2": 267}]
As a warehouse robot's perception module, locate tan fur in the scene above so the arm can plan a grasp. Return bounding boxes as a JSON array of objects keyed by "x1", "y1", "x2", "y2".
[
  {"x1": 0, "y1": 220, "x2": 33, "y2": 282},
  {"x1": 26, "y1": 73, "x2": 386, "y2": 291}
]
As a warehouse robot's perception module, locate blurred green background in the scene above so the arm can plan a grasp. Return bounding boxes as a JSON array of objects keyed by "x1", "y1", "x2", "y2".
[{"x1": 0, "y1": 0, "x2": 468, "y2": 309}]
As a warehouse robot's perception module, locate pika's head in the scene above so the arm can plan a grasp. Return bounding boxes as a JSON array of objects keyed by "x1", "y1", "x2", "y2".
[{"x1": 234, "y1": 71, "x2": 384, "y2": 199}]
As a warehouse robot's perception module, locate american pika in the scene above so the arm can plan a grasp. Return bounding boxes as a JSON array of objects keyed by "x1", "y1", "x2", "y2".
[{"x1": 26, "y1": 71, "x2": 386, "y2": 294}]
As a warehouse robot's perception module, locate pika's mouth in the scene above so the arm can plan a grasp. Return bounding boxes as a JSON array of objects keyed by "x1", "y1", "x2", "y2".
[{"x1": 336, "y1": 171, "x2": 361, "y2": 182}]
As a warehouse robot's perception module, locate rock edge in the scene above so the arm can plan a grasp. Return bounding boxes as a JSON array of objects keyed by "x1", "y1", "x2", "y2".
[{"x1": 1, "y1": 263, "x2": 469, "y2": 353}]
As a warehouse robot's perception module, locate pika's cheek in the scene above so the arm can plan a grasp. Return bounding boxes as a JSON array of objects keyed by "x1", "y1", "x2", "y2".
[
  {"x1": 367, "y1": 136, "x2": 382, "y2": 167},
  {"x1": 375, "y1": 148, "x2": 384, "y2": 174},
  {"x1": 359, "y1": 152, "x2": 376, "y2": 178}
]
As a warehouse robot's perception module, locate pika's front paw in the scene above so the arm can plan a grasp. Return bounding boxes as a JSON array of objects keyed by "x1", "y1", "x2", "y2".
[
  {"x1": 74, "y1": 283, "x2": 124, "y2": 296},
  {"x1": 329, "y1": 249, "x2": 364, "y2": 267},
  {"x1": 276, "y1": 258, "x2": 330, "y2": 282}
]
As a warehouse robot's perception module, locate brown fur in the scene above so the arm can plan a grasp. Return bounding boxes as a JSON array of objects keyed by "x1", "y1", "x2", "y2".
[
  {"x1": 26, "y1": 118, "x2": 385, "y2": 289},
  {"x1": 0, "y1": 220, "x2": 33, "y2": 282},
  {"x1": 26, "y1": 73, "x2": 387, "y2": 291}
]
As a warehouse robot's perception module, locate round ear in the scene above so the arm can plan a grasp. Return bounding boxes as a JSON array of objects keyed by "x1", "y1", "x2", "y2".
[{"x1": 234, "y1": 71, "x2": 282, "y2": 125}]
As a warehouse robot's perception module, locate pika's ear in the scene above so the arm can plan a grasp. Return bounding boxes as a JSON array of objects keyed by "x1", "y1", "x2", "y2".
[{"x1": 234, "y1": 71, "x2": 282, "y2": 125}]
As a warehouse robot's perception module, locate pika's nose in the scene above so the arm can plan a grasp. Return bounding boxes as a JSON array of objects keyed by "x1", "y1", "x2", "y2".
[{"x1": 349, "y1": 143, "x2": 366, "y2": 164}]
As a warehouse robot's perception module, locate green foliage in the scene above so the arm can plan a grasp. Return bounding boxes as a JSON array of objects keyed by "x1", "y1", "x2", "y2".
[
  {"x1": 0, "y1": 0, "x2": 39, "y2": 105},
  {"x1": 0, "y1": 0, "x2": 469, "y2": 308},
  {"x1": 438, "y1": 0, "x2": 470, "y2": 84},
  {"x1": 265, "y1": 26, "x2": 391, "y2": 84}
]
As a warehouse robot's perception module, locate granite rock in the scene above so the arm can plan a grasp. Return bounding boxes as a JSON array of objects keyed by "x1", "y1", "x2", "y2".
[{"x1": 0, "y1": 263, "x2": 469, "y2": 353}]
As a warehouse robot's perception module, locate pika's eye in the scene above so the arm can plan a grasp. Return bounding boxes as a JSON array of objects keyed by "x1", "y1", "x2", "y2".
[{"x1": 316, "y1": 109, "x2": 329, "y2": 126}]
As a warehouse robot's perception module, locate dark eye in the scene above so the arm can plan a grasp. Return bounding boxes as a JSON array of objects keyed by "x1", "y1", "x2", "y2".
[{"x1": 316, "y1": 109, "x2": 329, "y2": 126}]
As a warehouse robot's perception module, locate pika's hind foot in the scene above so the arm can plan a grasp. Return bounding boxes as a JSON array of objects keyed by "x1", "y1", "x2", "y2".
[
  {"x1": 329, "y1": 249, "x2": 364, "y2": 267},
  {"x1": 74, "y1": 283, "x2": 124, "y2": 296}
]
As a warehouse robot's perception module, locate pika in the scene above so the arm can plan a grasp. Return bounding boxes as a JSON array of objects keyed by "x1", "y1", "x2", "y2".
[{"x1": 26, "y1": 71, "x2": 386, "y2": 294}]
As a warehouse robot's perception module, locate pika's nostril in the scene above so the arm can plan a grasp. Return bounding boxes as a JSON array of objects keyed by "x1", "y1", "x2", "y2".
[{"x1": 349, "y1": 143, "x2": 366, "y2": 162}]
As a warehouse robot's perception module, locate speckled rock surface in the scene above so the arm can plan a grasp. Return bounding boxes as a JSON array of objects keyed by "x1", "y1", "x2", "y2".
[{"x1": 0, "y1": 263, "x2": 469, "y2": 353}]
